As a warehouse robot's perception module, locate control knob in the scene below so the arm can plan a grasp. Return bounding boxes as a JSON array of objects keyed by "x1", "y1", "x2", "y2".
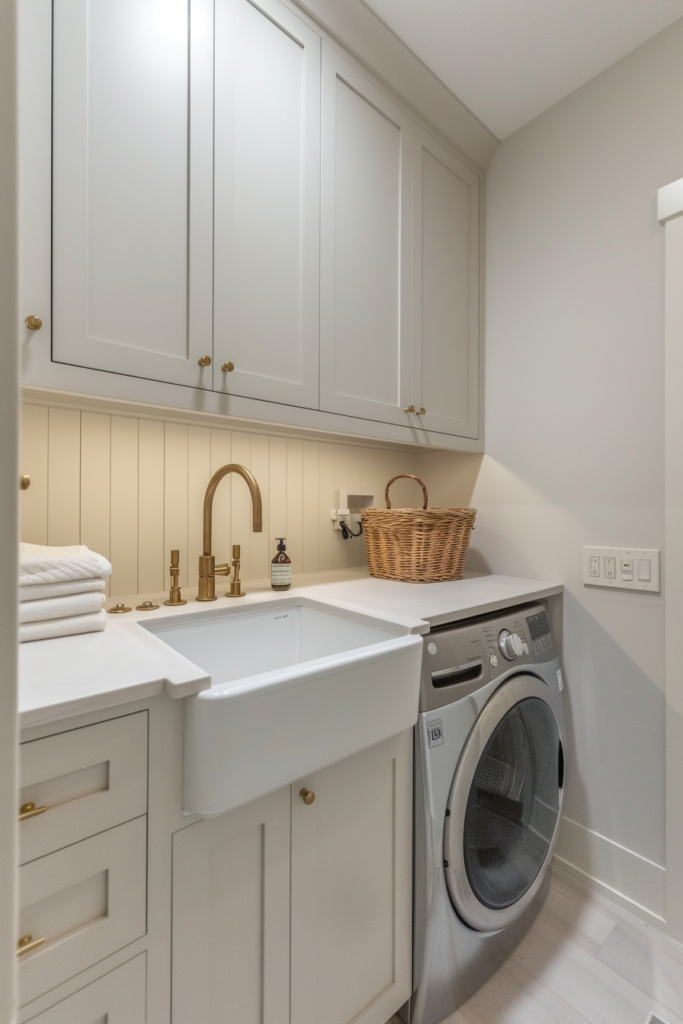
[{"x1": 499, "y1": 629, "x2": 524, "y2": 660}]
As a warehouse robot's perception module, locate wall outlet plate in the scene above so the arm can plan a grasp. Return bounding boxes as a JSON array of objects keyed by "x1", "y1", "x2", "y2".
[
  {"x1": 331, "y1": 490, "x2": 375, "y2": 531},
  {"x1": 582, "y1": 546, "x2": 660, "y2": 592}
]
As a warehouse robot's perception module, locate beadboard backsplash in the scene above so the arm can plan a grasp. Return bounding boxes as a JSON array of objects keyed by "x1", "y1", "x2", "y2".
[{"x1": 20, "y1": 402, "x2": 423, "y2": 598}]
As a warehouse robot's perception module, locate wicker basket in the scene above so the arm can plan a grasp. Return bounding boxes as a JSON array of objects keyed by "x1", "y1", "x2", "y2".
[{"x1": 361, "y1": 474, "x2": 476, "y2": 583}]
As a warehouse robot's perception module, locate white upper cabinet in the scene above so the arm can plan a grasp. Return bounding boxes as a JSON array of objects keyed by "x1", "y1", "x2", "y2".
[
  {"x1": 213, "y1": 0, "x2": 320, "y2": 408},
  {"x1": 52, "y1": 0, "x2": 214, "y2": 388},
  {"x1": 31, "y1": 1, "x2": 483, "y2": 446},
  {"x1": 319, "y1": 45, "x2": 412, "y2": 426},
  {"x1": 411, "y1": 127, "x2": 480, "y2": 438}
]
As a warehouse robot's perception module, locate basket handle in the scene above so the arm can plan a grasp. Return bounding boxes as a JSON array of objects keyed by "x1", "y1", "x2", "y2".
[{"x1": 385, "y1": 474, "x2": 429, "y2": 510}]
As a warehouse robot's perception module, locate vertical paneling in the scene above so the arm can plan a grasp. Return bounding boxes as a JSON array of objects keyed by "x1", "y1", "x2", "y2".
[
  {"x1": 250, "y1": 434, "x2": 270, "y2": 581},
  {"x1": 21, "y1": 405, "x2": 49, "y2": 545},
  {"x1": 286, "y1": 440, "x2": 303, "y2": 574},
  {"x1": 317, "y1": 444, "x2": 334, "y2": 572},
  {"x1": 138, "y1": 419, "x2": 165, "y2": 593},
  {"x1": 80, "y1": 412, "x2": 111, "y2": 595},
  {"x1": 164, "y1": 423, "x2": 189, "y2": 588},
  {"x1": 302, "y1": 442, "x2": 318, "y2": 574},
  {"x1": 47, "y1": 408, "x2": 81, "y2": 546},
  {"x1": 210, "y1": 429, "x2": 232, "y2": 569},
  {"x1": 269, "y1": 436, "x2": 287, "y2": 551},
  {"x1": 332, "y1": 445, "x2": 348, "y2": 569},
  {"x1": 110, "y1": 417, "x2": 139, "y2": 596},
  {"x1": 230, "y1": 433, "x2": 252, "y2": 582},
  {"x1": 19, "y1": 402, "x2": 424, "y2": 597},
  {"x1": 188, "y1": 426, "x2": 211, "y2": 582}
]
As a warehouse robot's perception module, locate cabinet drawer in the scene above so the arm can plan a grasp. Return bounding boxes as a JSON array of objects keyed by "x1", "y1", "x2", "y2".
[
  {"x1": 19, "y1": 712, "x2": 148, "y2": 864},
  {"x1": 25, "y1": 952, "x2": 146, "y2": 1023},
  {"x1": 18, "y1": 816, "x2": 147, "y2": 1006}
]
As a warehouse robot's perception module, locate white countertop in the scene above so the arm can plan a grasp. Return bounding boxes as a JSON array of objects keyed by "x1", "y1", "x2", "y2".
[{"x1": 19, "y1": 569, "x2": 562, "y2": 729}]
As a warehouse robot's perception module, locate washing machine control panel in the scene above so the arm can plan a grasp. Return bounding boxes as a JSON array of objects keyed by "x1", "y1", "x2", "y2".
[
  {"x1": 498, "y1": 629, "x2": 525, "y2": 660},
  {"x1": 419, "y1": 602, "x2": 557, "y2": 712}
]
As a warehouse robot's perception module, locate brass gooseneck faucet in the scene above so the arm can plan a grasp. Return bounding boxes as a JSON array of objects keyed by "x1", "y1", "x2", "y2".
[{"x1": 197, "y1": 464, "x2": 263, "y2": 601}]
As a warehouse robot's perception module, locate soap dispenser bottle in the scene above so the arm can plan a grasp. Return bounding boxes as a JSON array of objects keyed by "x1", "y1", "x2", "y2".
[{"x1": 271, "y1": 538, "x2": 292, "y2": 591}]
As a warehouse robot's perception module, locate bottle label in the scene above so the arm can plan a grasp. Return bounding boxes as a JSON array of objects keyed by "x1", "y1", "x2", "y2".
[{"x1": 271, "y1": 563, "x2": 292, "y2": 585}]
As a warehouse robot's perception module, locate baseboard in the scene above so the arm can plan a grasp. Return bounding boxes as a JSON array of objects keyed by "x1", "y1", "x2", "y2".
[{"x1": 554, "y1": 815, "x2": 666, "y2": 924}]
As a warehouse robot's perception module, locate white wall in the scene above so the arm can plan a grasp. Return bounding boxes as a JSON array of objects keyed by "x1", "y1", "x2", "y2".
[
  {"x1": 425, "y1": 17, "x2": 683, "y2": 924},
  {"x1": 0, "y1": 0, "x2": 19, "y2": 1013}
]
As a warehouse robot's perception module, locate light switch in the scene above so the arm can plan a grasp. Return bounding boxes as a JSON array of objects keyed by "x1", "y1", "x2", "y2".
[
  {"x1": 621, "y1": 558, "x2": 633, "y2": 581},
  {"x1": 638, "y1": 558, "x2": 651, "y2": 582},
  {"x1": 583, "y1": 546, "x2": 660, "y2": 592}
]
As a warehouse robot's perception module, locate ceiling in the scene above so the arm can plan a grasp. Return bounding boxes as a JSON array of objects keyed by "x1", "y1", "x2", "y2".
[{"x1": 362, "y1": 0, "x2": 683, "y2": 139}]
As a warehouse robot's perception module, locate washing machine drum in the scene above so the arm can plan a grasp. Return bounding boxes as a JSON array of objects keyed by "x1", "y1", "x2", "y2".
[{"x1": 444, "y1": 674, "x2": 564, "y2": 932}]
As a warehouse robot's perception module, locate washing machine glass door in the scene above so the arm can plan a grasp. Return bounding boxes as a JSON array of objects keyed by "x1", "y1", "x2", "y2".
[{"x1": 444, "y1": 674, "x2": 563, "y2": 932}]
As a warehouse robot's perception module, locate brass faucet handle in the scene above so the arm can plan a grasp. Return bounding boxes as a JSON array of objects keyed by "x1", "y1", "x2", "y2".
[
  {"x1": 214, "y1": 562, "x2": 231, "y2": 576},
  {"x1": 164, "y1": 549, "x2": 187, "y2": 606},
  {"x1": 225, "y1": 544, "x2": 245, "y2": 598}
]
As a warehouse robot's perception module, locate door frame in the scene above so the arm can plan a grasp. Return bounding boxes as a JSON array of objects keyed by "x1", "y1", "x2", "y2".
[
  {"x1": 0, "y1": 0, "x2": 19, "y2": 1011},
  {"x1": 659, "y1": 177, "x2": 683, "y2": 942}
]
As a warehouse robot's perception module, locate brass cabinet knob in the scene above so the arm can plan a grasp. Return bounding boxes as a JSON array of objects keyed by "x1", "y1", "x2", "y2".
[
  {"x1": 299, "y1": 788, "x2": 315, "y2": 805},
  {"x1": 25, "y1": 316, "x2": 42, "y2": 331},
  {"x1": 221, "y1": 362, "x2": 234, "y2": 372},
  {"x1": 404, "y1": 405, "x2": 415, "y2": 414},
  {"x1": 417, "y1": 408, "x2": 426, "y2": 415},
  {"x1": 198, "y1": 355, "x2": 212, "y2": 367},
  {"x1": 17, "y1": 935, "x2": 45, "y2": 956},
  {"x1": 20, "y1": 475, "x2": 30, "y2": 490},
  {"x1": 18, "y1": 802, "x2": 47, "y2": 821}
]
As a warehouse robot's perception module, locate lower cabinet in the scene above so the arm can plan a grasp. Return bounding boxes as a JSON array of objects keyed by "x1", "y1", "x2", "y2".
[
  {"x1": 172, "y1": 730, "x2": 413, "y2": 1024},
  {"x1": 172, "y1": 786, "x2": 291, "y2": 1024},
  {"x1": 25, "y1": 953, "x2": 146, "y2": 1024}
]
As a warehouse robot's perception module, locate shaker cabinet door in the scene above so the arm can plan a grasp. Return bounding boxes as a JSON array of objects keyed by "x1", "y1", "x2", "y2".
[
  {"x1": 411, "y1": 127, "x2": 480, "y2": 439},
  {"x1": 290, "y1": 731, "x2": 413, "y2": 1024},
  {"x1": 213, "y1": 0, "x2": 321, "y2": 409},
  {"x1": 319, "y1": 45, "x2": 413, "y2": 426},
  {"x1": 172, "y1": 786, "x2": 291, "y2": 1024},
  {"x1": 51, "y1": 0, "x2": 214, "y2": 387}
]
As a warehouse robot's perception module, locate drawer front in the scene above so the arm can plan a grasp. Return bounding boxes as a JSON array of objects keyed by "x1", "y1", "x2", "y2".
[
  {"x1": 18, "y1": 816, "x2": 147, "y2": 1006},
  {"x1": 19, "y1": 712, "x2": 148, "y2": 864},
  {"x1": 25, "y1": 952, "x2": 146, "y2": 1023}
]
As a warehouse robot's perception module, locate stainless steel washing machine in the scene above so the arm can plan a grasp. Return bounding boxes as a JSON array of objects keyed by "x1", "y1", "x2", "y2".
[{"x1": 412, "y1": 602, "x2": 566, "y2": 1024}]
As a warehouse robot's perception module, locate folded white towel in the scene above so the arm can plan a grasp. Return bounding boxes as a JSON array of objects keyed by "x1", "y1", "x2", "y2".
[
  {"x1": 20, "y1": 544, "x2": 112, "y2": 586},
  {"x1": 19, "y1": 610, "x2": 107, "y2": 643},
  {"x1": 19, "y1": 591, "x2": 105, "y2": 624},
  {"x1": 19, "y1": 578, "x2": 107, "y2": 603}
]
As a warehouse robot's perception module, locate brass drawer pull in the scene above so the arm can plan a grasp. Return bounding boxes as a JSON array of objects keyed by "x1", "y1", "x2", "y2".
[
  {"x1": 417, "y1": 407, "x2": 426, "y2": 415},
  {"x1": 299, "y1": 788, "x2": 315, "y2": 805},
  {"x1": 198, "y1": 355, "x2": 212, "y2": 367},
  {"x1": 404, "y1": 405, "x2": 415, "y2": 414},
  {"x1": 25, "y1": 316, "x2": 43, "y2": 331},
  {"x1": 18, "y1": 802, "x2": 47, "y2": 821},
  {"x1": 221, "y1": 361, "x2": 234, "y2": 372},
  {"x1": 17, "y1": 935, "x2": 45, "y2": 956}
]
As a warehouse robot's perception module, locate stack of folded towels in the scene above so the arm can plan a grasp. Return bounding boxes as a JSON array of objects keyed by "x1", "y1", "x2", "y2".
[{"x1": 20, "y1": 543, "x2": 113, "y2": 643}]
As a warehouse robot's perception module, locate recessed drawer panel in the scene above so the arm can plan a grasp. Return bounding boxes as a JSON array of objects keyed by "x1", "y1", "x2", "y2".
[
  {"x1": 25, "y1": 952, "x2": 146, "y2": 1024},
  {"x1": 19, "y1": 713, "x2": 148, "y2": 864},
  {"x1": 18, "y1": 816, "x2": 147, "y2": 1006}
]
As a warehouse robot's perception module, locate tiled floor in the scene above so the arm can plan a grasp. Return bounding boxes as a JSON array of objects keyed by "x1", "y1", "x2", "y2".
[{"x1": 387, "y1": 870, "x2": 683, "y2": 1024}]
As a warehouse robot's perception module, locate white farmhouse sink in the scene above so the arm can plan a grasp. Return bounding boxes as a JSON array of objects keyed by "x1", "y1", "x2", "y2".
[{"x1": 144, "y1": 601, "x2": 423, "y2": 815}]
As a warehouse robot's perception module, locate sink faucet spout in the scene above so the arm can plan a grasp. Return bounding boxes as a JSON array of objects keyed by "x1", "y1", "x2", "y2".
[{"x1": 197, "y1": 464, "x2": 263, "y2": 601}]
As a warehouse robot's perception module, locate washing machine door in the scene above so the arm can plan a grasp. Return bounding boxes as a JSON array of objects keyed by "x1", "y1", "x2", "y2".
[{"x1": 444, "y1": 674, "x2": 564, "y2": 932}]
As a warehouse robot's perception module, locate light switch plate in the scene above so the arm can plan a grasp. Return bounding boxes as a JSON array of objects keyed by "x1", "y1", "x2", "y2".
[{"x1": 582, "y1": 546, "x2": 660, "y2": 592}]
